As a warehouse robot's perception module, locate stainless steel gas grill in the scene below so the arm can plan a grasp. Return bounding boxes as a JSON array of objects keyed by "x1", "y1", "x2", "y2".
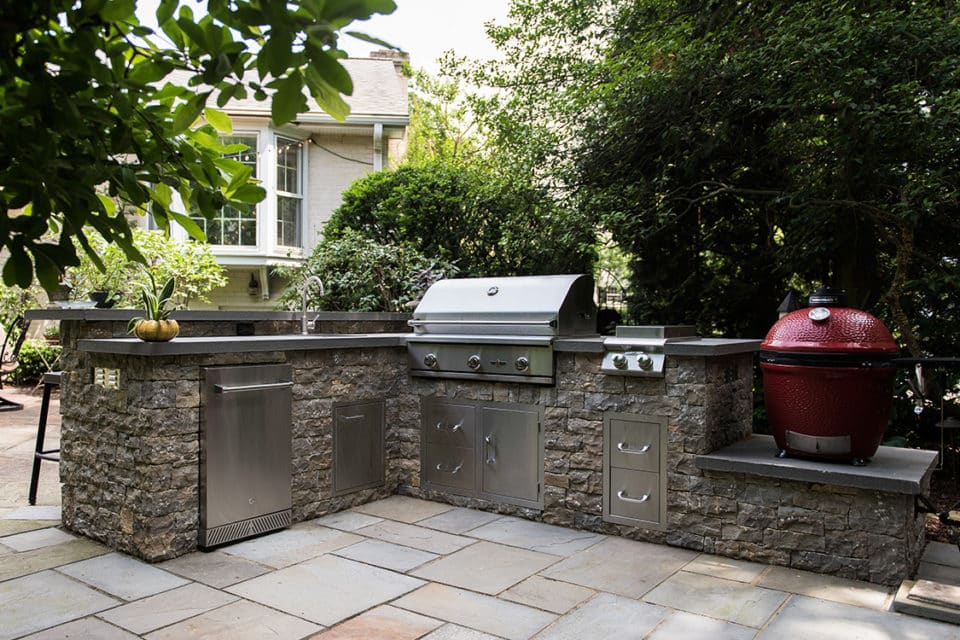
[
  {"x1": 407, "y1": 274, "x2": 596, "y2": 384},
  {"x1": 601, "y1": 325, "x2": 698, "y2": 377}
]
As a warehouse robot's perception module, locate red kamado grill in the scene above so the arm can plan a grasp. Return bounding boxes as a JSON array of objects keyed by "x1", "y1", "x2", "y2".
[{"x1": 760, "y1": 290, "x2": 899, "y2": 465}]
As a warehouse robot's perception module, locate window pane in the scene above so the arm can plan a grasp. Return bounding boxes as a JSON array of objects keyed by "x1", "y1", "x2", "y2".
[
  {"x1": 222, "y1": 135, "x2": 258, "y2": 178},
  {"x1": 190, "y1": 134, "x2": 259, "y2": 247},
  {"x1": 276, "y1": 136, "x2": 301, "y2": 194},
  {"x1": 277, "y1": 196, "x2": 301, "y2": 247}
]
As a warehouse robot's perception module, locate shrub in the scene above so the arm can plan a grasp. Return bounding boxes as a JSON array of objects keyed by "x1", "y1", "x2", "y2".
[
  {"x1": 274, "y1": 230, "x2": 457, "y2": 312},
  {"x1": 10, "y1": 341, "x2": 61, "y2": 385}
]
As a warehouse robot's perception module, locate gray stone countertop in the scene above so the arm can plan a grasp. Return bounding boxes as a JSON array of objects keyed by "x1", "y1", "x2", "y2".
[
  {"x1": 77, "y1": 333, "x2": 763, "y2": 357},
  {"x1": 696, "y1": 434, "x2": 938, "y2": 494},
  {"x1": 26, "y1": 308, "x2": 410, "y2": 322},
  {"x1": 78, "y1": 333, "x2": 409, "y2": 355},
  {"x1": 553, "y1": 336, "x2": 762, "y2": 356}
]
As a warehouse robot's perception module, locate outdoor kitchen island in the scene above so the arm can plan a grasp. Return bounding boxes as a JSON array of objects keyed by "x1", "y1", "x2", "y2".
[{"x1": 40, "y1": 306, "x2": 936, "y2": 588}]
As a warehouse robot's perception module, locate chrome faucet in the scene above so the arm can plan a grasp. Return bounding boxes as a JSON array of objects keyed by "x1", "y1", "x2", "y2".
[{"x1": 301, "y1": 275, "x2": 325, "y2": 335}]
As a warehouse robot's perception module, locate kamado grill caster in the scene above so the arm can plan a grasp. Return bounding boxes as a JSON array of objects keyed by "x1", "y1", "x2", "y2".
[{"x1": 760, "y1": 288, "x2": 899, "y2": 464}]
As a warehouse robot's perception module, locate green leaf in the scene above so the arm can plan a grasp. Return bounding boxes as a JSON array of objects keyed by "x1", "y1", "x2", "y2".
[
  {"x1": 156, "y1": 0, "x2": 177, "y2": 25},
  {"x1": 99, "y1": 0, "x2": 135, "y2": 22},
  {"x1": 170, "y1": 211, "x2": 207, "y2": 242},
  {"x1": 172, "y1": 93, "x2": 209, "y2": 134},
  {"x1": 261, "y1": 31, "x2": 295, "y2": 77},
  {"x1": 203, "y1": 107, "x2": 233, "y2": 133},
  {"x1": 271, "y1": 73, "x2": 308, "y2": 125},
  {"x1": 343, "y1": 30, "x2": 397, "y2": 51},
  {"x1": 230, "y1": 183, "x2": 266, "y2": 203},
  {"x1": 305, "y1": 44, "x2": 354, "y2": 95},
  {"x1": 2, "y1": 245, "x2": 33, "y2": 288},
  {"x1": 177, "y1": 16, "x2": 207, "y2": 50},
  {"x1": 129, "y1": 60, "x2": 172, "y2": 85}
]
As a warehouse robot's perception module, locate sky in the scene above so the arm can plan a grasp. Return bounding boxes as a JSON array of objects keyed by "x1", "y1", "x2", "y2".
[
  {"x1": 340, "y1": 0, "x2": 511, "y2": 74},
  {"x1": 135, "y1": 0, "x2": 511, "y2": 76}
]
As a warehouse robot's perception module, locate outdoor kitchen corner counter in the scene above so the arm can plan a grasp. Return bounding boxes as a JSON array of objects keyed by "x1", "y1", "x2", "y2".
[{"x1": 47, "y1": 305, "x2": 931, "y2": 587}]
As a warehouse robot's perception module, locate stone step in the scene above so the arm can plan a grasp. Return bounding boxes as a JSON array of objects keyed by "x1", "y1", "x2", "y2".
[{"x1": 894, "y1": 580, "x2": 960, "y2": 625}]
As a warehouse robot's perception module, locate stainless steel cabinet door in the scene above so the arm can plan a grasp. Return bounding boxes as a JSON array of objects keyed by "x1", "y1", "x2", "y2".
[
  {"x1": 479, "y1": 403, "x2": 542, "y2": 507},
  {"x1": 333, "y1": 399, "x2": 385, "y2": 496}
]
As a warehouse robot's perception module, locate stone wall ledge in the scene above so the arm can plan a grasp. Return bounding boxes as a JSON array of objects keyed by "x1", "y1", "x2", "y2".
[
  {"x1": 77, "y1": 333, "x2": 408, "y2": 355},
  {"x1": 696, "y1": 434, "x2": 937, "y2": 495},
  {"x1": 549, "y1": 336, "x2": 761, "y2": 356}
]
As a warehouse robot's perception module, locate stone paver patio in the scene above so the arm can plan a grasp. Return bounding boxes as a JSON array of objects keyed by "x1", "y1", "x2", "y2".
[{"x1": 1, "y1": 385, "x2": 959, "y2": 639}]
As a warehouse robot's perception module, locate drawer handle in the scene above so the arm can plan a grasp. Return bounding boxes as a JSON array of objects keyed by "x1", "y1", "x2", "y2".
[
  {"x1": 617, "y1": 442, "x2": 651, "y2": 455},
  {"x1": 435, "y1": 462, "x2": 463, "y2": 474},
  {"x1": 213, "y1": 381, "x2": 294, "y2": 394},
  {"x1": 435, "y1": 421, "x2": 463, "y2": 433},
  {"x1": 617, "y1": 490, "x2": 650, "y2": 504}
]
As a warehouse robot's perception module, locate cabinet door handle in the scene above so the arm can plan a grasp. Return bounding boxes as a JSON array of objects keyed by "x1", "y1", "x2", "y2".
[
  {"x1": 435, "y1": 421, "x2": 463, "y2": 433},
  {"x1": 484, "y1": 434, "x2": 496, "y2": 465},
  {"x1": 617, "y1": 442, "x2": 651, "y2": 455},
  {"x1": 617, "y1": 490, "x2": 650, "y2": 504},
  {"x1": 435, "y1": 462, "x2": 463, "y2": 474}
]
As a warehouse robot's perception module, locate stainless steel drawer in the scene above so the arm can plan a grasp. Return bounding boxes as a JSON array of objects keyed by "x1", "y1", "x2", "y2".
[
  {"x1": 608, "y1": 416, "x2": 660, "y2": 472},
  {"x1": 608, "y1": 468, "x2": 660, "y2": 524},
  {"x1": 423, "y1": 443, "x2": 476, "y2": 492},
  {"x1": 423, "y1": 400, "x2": 476, "y2": 448}
]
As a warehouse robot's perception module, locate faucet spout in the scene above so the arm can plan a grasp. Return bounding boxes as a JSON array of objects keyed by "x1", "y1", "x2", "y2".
[{"x1": 301, "y1": 275, "x2": 325, "y2": 335}]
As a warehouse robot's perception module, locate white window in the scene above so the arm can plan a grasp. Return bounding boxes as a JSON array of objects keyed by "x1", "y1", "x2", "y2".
[
  {"x1": 191, "y1": 134, "x2": 259, "y2": 246},
  {"x1": 276, "y1": 136, "x2": 303, "y2": 248}
]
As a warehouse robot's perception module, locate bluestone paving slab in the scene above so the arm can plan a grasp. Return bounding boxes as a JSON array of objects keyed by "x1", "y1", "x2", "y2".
[
  {"x1": 541, "y1": 537, "x2": 698, "y2": 598},
  {"x1": 422, "y1": 624, "x2": 501, "y2": 640},
  {"x1": 21, "y1": 617, "x2": 139, "y2": 639},
  {"x1": 924, "y1": 541, "x2": 960, "y2": 569},
  {"x1": 334, "y1": 538, "x2": 438, "y2": 572},
  {"x1": 646, "y1": 611, "x2": 756, "y2": 640},
  {"x1": 416, "y1": 507, "x2": 503, "y2": 534},
  {"x1": 0, "y1": 519, "x2": 60, "y2": 536},
  {"x1": 98, "y1": 582, "x2": 238, "y2": 634},
  {"x1": 644, "y1": 570, "x2": 788, "y2": 628},
  {"x1": 57, "y1": 552, "x2": 190, "y2": 601},
  {"x1": 356, "y1": 520, "x2": 476, "y2": 555},
  {"x1": 394, "y1": 582, "x2": 556, "y2": 640},
  {"x1": 0, "y1": 570, "x2": 119, "y2": 640},
  {"x1": 1, "y1": 526, "x2": 76, "y2": 551},
  {"x1": 919, "y1": 561, "x2": 960, "y2": 587},
  {"x1": 412, "y1": 541, "x2": 560, "y2": 595},
  {"x1": 0, "y1": 538, "x2": 109, "y2": 582},
  {"x1": 312, "y1": 510, "x2": 384, "y2": 531},
  {"x1": 501, "y1": 575, "x2": 595, "y2": 614},
  {"x1": 534, "y1": 592, "x2": 669, "y2": 640},
  {"x1": 220, "y1": 524, "x2": 361, "y2": 568},
  {"x1": 227, "y1": 554, "x2": 425, "y2": 626},
  {"x1": 157, "y1": 549, "x2": 272, "y2": 588},
  {"x1": 467, "y1": 517, "x2": 606, "y2": 556},
  {"x1": 352, "y1": 495, "x2": 456, "y2": 523},
  {"x1": 311, "y1": 604, "x2": 442, "y2": 639},
  {"x1": 2, "y1": 505, "x2": 61, "y2": 520},
  {"x1": 894, "y1": 580, "x2": 960, "y2": 626},
  {"x1": 684, "y1": 553, "x2": 769, "y2": 583},
  {"x1": 759, "y1": 594, "x2": 960, "y2": 640},
  {"x1": 144, "y1": 599, "x2": 321, "y2": 640},
  {"x1": 758, "y1": 565, "x2": 892, "y2": 610}
]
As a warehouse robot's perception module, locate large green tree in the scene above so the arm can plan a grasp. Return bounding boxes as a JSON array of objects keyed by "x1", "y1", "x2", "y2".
[
  {"x1": 467, "y1": 0, "x2": 960, "y2": 354},
  {"x1": 0, "y1": 0, "x2": 395, "y2": 291}
]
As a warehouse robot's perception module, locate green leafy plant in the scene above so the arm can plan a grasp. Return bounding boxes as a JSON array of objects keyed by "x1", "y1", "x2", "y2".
[
  {"x1": 9, "y1": 341, "x2": 61, "y2": 385},
  {"x1": 127, "y1": 274, "x2": 176, "y2": 333}
]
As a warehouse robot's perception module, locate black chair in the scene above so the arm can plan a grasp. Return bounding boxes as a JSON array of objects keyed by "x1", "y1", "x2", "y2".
[
  {"x1": 0, "y1": 317, "x2": 27, "y2": 411},
  {"x1": 28, "y1": 371, "x2": 61, "y2": 505}
]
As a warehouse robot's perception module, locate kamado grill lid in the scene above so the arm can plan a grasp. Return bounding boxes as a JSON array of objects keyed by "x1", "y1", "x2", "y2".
[{"x1": 761, "y1": 288, "x2": 898, "y2": 365}]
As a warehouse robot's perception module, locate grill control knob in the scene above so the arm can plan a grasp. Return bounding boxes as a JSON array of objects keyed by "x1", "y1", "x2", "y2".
[
  {"x1": 467, "y1": 354, "x2": 482, "y2": 370},
  {"x1": 423, "y1": 353, "x2": 438, "y2": 368},
  {"x1": 612, "y1": 354, "x2": 628, "y2": 370},
  {"x1": 515, "y1": 356, "x2": 530, "y2": 372},
  {"x1": 637, "y1": 353, "x2": 654, "y2": 371}
]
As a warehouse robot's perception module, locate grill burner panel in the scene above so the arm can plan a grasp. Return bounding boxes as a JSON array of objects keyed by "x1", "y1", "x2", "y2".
[
  {"x1": 408, "y1": 336, "x2": 554, "y2": 385},
  {"x1": 601, "y1": 325, "x2": 697, "y2": 377}
]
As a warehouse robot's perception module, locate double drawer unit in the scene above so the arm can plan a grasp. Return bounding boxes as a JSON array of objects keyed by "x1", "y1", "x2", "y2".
[{"x1": 603, "y1": 412, "x2": 667, "y2": 529}]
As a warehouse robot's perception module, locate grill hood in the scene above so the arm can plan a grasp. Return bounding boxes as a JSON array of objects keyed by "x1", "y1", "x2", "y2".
[{"x1": 409, "y1": 274, "x2": 596, "y2": 337}]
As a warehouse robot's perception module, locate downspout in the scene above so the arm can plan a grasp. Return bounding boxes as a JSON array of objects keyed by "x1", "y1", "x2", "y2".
[{"x1": 373, "y1": 122, "x2": 383, "y2": 171}]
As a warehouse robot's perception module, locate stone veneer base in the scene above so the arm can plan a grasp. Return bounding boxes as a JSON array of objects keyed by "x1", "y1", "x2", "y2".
[{"x1": 55, "y1": 317, "x2": 930, "y2": 587}]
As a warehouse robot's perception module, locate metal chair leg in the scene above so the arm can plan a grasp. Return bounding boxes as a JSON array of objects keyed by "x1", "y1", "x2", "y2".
[{"x1": 28, "y1": 373, "x2": 60, "y2": 505}]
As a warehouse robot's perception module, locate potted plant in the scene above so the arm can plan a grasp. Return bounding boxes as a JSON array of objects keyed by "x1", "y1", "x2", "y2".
[{"x1": 127, "y1": 274, "x2": 179, "y2": 342}]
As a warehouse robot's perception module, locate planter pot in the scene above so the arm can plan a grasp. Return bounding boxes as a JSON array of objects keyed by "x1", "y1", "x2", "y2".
[
  {"x1": 132, "y1": 319, "x2": 179, "y2": 342},
  {"x1": 89, "y1": 291, "x2": 118, "y2": 309}
]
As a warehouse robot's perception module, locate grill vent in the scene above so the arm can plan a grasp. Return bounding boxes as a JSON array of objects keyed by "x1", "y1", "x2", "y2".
[{"x1": 201, "y1": 509, "x2": 291, "y2": 548}]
